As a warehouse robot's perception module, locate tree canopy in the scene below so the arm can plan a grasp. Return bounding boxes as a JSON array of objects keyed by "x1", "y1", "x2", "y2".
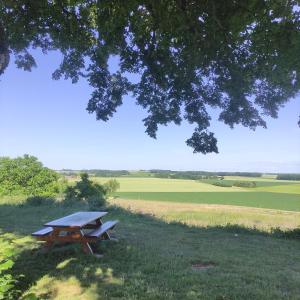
[
  {"x1": 1, "y1": 1, "x2": 299, "y2": 153},
  {"x1": 0, "y1": 155, "x2": 59, "y2": 196}
]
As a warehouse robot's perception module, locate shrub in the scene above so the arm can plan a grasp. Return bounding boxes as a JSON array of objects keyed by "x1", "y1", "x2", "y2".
[
  {"x1": 103, "y1": 179, "x2": 120, "y2": 196},
  {"x1": 211, "y1": 181, "x2": 233, "y2": 187},
  {"x1": 87, "y1": 195, "x2": 106, "y2": 210},
  {"x1": 25, "y1": 196, "x2": 55, "y2": 206},
  {"x1": 232, "y1": 181, "x2": 256, "y2": 188},
  {"x1": 0, "y1": 155, "x2": 59, "y2": 197},
  {"x1": 64, "y1": 173, "x2": 106, "y2": 206}
]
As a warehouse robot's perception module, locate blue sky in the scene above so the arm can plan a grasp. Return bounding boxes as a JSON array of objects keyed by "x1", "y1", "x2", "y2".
[{"x1": 0, "y1": 50, "x2": 299, "y2": 172}]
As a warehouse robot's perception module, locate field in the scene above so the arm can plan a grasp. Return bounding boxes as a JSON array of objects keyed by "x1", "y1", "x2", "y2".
[{"x1": 1, "y1": 175, "x2": 300, "y2": 299}]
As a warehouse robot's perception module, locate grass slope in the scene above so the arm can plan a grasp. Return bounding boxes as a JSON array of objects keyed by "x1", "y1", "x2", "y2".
[
  {"x1": 116, "y1": 192, "x2": 300, "y2": 212},
  {"x1": 111, "y1": 198, "x2": 300, "y2": 231},
  {"x1": 1, "y1": 199, "x2": 300, "y2": 299}
]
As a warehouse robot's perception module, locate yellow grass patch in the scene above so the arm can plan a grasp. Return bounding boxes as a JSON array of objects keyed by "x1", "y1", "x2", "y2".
[
  {"x1": 110, "y1": 198, "x2": 300, "y2": 231},
  {"x1": 92, "y1": 177, "x2": 248, "y2": 192}
]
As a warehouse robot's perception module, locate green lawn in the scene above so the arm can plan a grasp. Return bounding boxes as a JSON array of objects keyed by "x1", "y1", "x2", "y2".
[
  {"x1": 116, "y1": 192, "x2": 300, "y2": 212},
  {"x1": 1, "y1": 198, "x2": 300, "y2": 299}
]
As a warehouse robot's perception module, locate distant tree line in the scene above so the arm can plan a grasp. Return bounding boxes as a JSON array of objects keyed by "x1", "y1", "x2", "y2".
[
  {"x1": 59, "y1": 169, "x2": 130, "y2": 177},
  {"x1": 277, "y1": 174, "x2": 300, "y2": 181},
  {"x1": 149, "y1": 170, "x2": 262, "y2": 180}
]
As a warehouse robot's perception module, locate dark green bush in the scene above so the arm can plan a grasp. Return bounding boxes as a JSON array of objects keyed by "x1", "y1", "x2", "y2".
[
  {"x1": 64, "y1": 173, "x2": 106, "y2": 206},
  {"x1": 87, "y1": 195, "x2": 106, "y2": 210},
  {"x1": 103, "y1": 179, "x2": 120, "y2": 195},
  {"x1": 25, "y1": 196, "x2": 55, "y2": 206},
  {"x1": 232, "y1": 181, "x2": 256, "y2": 188},
  {"x1": 211, "y1": 181, "x2": 233, "y2": 187}
]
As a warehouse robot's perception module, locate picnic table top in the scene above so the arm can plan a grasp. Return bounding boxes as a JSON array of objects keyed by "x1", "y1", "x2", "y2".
[{"x1": 44, "y1": 211, "x2": 107, "y2": 228}]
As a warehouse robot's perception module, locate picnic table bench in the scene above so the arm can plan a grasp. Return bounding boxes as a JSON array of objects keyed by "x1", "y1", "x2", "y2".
[{"x1": 32, "y1": 211, "x2": 118, "y2": 255}]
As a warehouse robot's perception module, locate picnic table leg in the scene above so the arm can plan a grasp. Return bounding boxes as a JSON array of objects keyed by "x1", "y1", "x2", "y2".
[
  {"x1": 96, "y1": 218, "x2": 103, "y2": 226},
  {"x1": 81, "y1": 242, "x2": 94, "y2": 254},
  {"x1": 79, "y1": 230, "x2": 94, "y2": 255}
]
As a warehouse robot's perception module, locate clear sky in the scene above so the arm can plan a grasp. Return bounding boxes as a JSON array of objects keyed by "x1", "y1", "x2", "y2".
[{"x1": 0, "y1": 50, "x2": 299, "y2": 173}]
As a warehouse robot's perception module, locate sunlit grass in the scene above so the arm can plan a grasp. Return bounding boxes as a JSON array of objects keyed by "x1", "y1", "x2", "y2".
[
  {"x1": 92, "y1": 177, "x2": 248, "y2": 192},
  {"x1": 255, "y1": 183, "x2": 300, "y2": 194},
  {"x1": 110, "y1": 198, "x2": 300, "y2": 231}
]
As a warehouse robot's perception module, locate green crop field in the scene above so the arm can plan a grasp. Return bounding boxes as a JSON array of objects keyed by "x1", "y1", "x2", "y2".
[
  {"x1": 116, "y1": 191, "x2": 300, "y2": 211},
  {"x1": 90, "y1": 176, "x2": 300, "y2": 211}
]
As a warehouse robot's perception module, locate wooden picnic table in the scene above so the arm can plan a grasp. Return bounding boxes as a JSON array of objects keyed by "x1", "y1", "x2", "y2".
[{"x1": 32, "y1": 211, "x2": 118, "y2": 255}]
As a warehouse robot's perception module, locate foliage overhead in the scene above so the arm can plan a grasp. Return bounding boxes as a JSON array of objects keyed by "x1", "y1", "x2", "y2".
[
  {"x1": 0, "y1": 155, "x2": 59, "y2": 196},
  {"x1": 1, "y1": 1, "x2": 300, "y2": 153}
]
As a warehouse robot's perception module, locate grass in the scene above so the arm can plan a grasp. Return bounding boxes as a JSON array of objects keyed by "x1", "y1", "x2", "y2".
[
  {"x1": 1, "y1": 198, "x2": 300, "y2": 299},
  {"x1": 92, "y1": 177, "x2": 249, "y2": 192},
  {"x1": 110, "y1": 198, "x2": 300, "y2": 231},
  {"x1": 116, "y1": 192, "x2": 300, "y2": 212},
  {"x1": 255, "y1": 183, "x2": 300, "y2": 194},
  {"x1": 1, "y1": 176, "x2": 300, "y2": 299}
]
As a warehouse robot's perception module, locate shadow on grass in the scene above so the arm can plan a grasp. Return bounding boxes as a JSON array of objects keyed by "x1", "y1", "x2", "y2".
[{"x1": 0, "y1": 197, "x2": 300, "y2": 299}]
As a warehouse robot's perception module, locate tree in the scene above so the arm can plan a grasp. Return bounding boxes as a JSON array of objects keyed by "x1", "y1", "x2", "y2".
[
  {"x1": 103, "y1": 179, "x2": 120, "y2": 195},
  {"x1": 0, "y1": 155, "x2": 59, "y2": 196},
  {"x1": 1, "y1": 1, "x2": 299, "y2": 153},
  {"x1": 64, "y1": 172, "x2": 106, "y2": 206}
]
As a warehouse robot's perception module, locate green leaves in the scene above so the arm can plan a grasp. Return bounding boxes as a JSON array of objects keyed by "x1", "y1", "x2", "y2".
[
  {"x1": 1, "y1": 0, "x2": 299, "y2": 153},
  {"x1": 0, "y1": 155, "x2": 59, "y2": 197},
  {"x1": 0, "y1": 236, "x2": 17, "y2": 300}
]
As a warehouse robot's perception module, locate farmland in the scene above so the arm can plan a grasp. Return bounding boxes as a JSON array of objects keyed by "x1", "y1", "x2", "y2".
[
  {"x1": 1, "y1": 174, "x2": 300, "y2": 299},
  {"x1": 90, "y1": 176, "x2": 300, "y2": 212}
]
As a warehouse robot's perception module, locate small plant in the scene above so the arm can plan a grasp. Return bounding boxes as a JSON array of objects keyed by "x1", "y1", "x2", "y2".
[{"x1": 0, "y1": 237, "x2": 17, "y2": 300}]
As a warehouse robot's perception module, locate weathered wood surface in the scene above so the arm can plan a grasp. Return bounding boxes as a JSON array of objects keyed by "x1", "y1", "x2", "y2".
[
  {"x1": 86, "y1": 221, "x2": 118, "y2": 238},
  {"x1": 32, "y1": 227, "x2": 53, "y2": 236},
  {"x1": 44, "y1": 211, "x2": 107, "y2": 228}
]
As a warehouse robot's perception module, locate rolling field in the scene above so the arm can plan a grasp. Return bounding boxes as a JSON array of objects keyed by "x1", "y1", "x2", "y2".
[
  {"x1": 116, "y1": 192, "x2": 300, "y2": 212},
  {"x1": 1, "y1": 175, "x2": 300, "y2": 299},
  {"x1": 93, "y1": 177, "x2": 250, "y2": 192},
  {"x1": 105, "y1": 176, "x2": 300, "y2": 230},
  {"x1": 90, "y1": 176, "x2": 300, "y2": 212}
]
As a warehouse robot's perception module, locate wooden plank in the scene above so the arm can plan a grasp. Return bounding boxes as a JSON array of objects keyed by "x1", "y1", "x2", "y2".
[
  {"x1": 44, "y1": 211, "x2": 107, "y2": 228},
  {"x1": 32, "y1": 227, "x2": 53, "y2": 236},
  {"x1": 86, "y1": 220, "x2": 118, "y2": 238}
]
